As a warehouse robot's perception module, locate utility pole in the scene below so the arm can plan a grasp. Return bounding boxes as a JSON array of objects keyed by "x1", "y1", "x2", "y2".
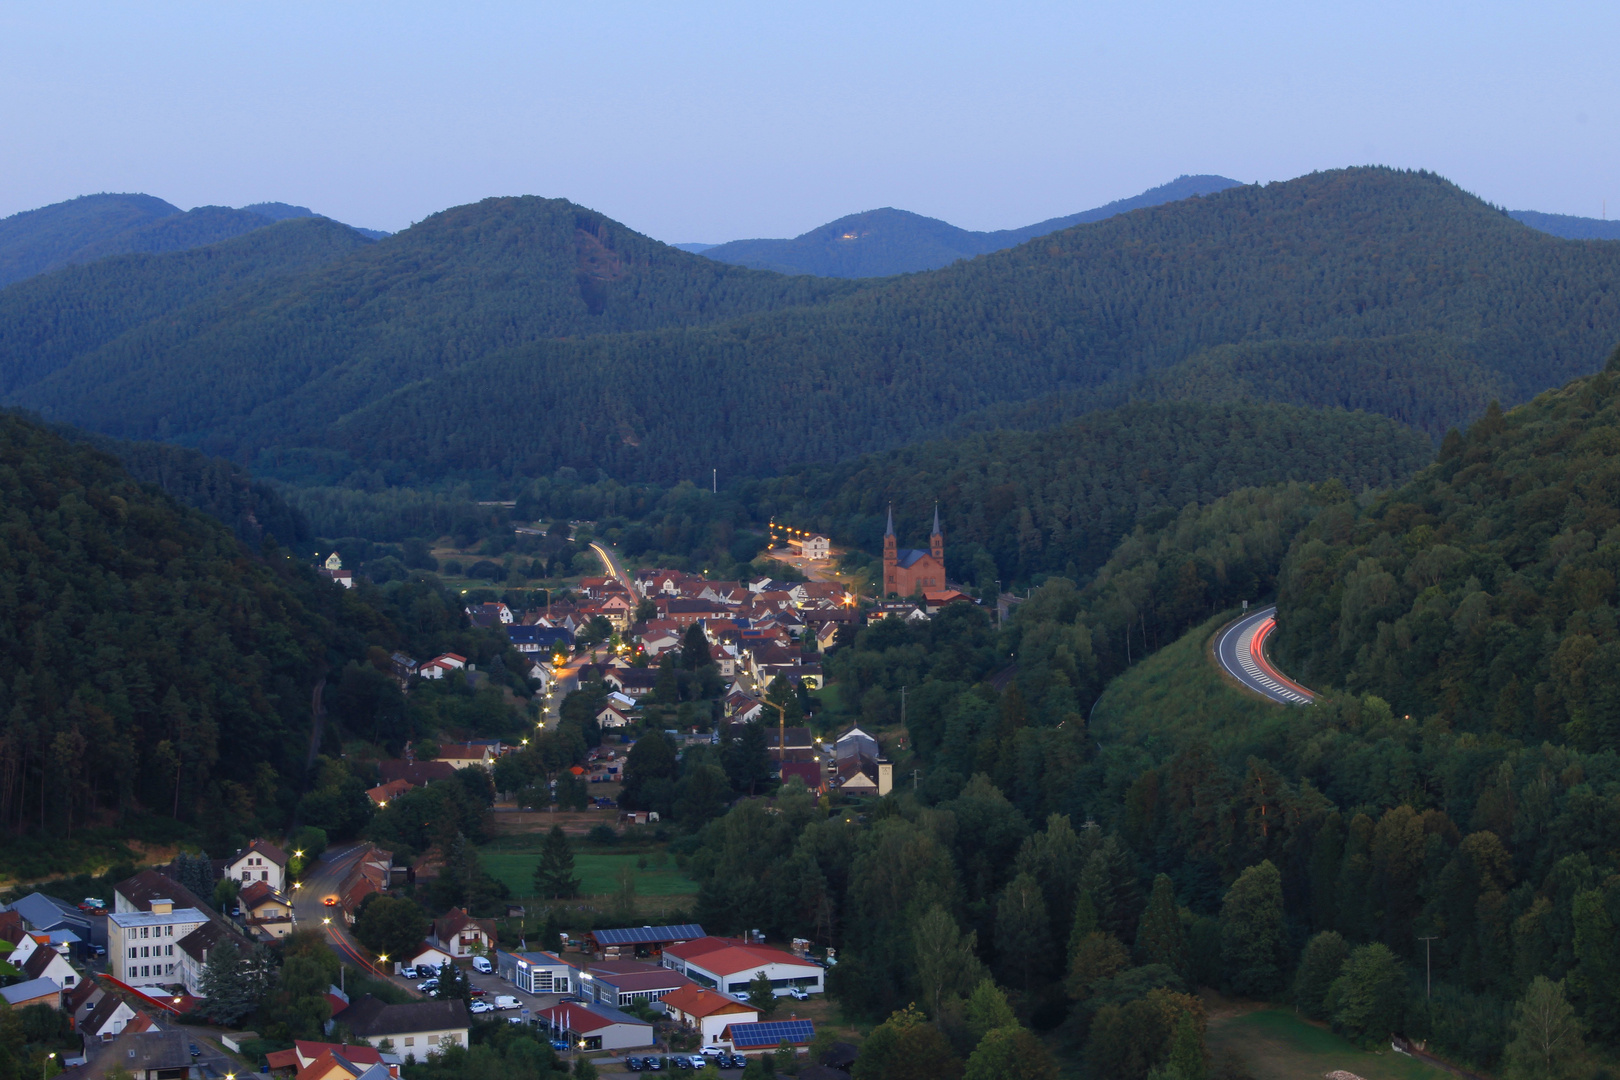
[
  {"x1": 900, "y1": 686, "x2": 907, "y2": 733},
  {"x1": 1418, "y1": 935, "x2": 1438, "y2": 999},
  {"x1": 712, "y1": 468, "x2": 717, "y2": 494},
  {"x1": 911, "y1": 769, "x2": 921, "y2": 791}
]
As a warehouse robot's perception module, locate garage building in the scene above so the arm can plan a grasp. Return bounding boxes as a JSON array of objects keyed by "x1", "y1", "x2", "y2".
[{"x1": 536, "y1": 1000, "x2": 654, "y2": 1052}]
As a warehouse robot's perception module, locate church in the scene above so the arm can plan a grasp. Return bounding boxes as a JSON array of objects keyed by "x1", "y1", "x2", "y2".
[{"x1": 883, "y1": 505, "x2": 946, "y2": 597}]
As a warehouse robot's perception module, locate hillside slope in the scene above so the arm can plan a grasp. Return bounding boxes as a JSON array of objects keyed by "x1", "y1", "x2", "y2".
[
  {"x1": 697, "y1": 174, "x2": 1242, "y2": 277},
  {"x1": 1275, "y1": 348, "x2": 1620, "y2": 745},
  {"x1": 1509, "y1": 209, "x2": 1620, "y2": 241},
  {"x1": 325, "y1": 168, "x2": 1620, "y2": 483}
]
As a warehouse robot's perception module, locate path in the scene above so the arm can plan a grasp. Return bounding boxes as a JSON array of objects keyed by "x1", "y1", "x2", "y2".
[{"x1": 1214, "y1": 605, "x2": 1315, "y2": 705}]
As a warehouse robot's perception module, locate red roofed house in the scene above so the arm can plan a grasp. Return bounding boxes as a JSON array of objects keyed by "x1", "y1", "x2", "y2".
[
  {"x1": 238, "y1": 880, "x2": 294, "y2": 939},
  {"x1": 366, "y1": 779, "x2": 414, "y2": 807},
  {"x1": 660, "y1": 937, "x2": 824, "y2": 999},
  {"x1": 430, "y1": 908, "x2": 495, "y2": 959},
  {"x1": 434, "y1": 743, "x2": 497, "y2": 770},
  {"x1": 418, "y1": 654, "x2": 467, "y2": 680},
  {"x1": 659, "y1": 984, "x2": 758, "y2": 1047}
]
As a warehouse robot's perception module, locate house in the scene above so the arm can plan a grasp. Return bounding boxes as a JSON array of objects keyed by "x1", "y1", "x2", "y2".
[
  {"x1": 603, "y1": 669, "x2": 659, "y2": 699},
  {"x1": 340, "y1": 996, "x2": 470, "y2": 1062},
  {"x1": 365, "y1": 779, "x2": 414, "y2": 808},
  {"x1": 794, "y1": 535, "x2": 831, "y2": 561},
  {"x1": 603, "y1": 690, "x2": 637, "y2": 712},
  {"x1": 320, "y1": 567, "x2": 355, "y2": 589},
  {"x1": 723, "y1": 1018, "x2": 818, "y2": 1052},
  {"x1": 376, "y1": 760, "x2": 457, "y2": 786},
  {"x1": 107, "y1": 900, "x2": 209, "y2": 987},
  {"x1": 417, "y1": 654, "x2": 467, "y2": 680},
  {"x1": 922, "y1": 589, "x2": 973, "y2": 612},
  {"x1": 86, "y1": 1029, "x2": 198, "y2": 1080},
  {"x1": 0, "y1": 978, "x2": 59, "y2": 1010},
  {"x1": 429, "y1": 908, "x2": 495, "y2": 958},
  {"x1": 434, "y1": 743, "x2": 497, "y2": 770},
  {"x1": 583, "y1": 924, "x2": 705, "y2": 960},
  {"x1": 777, "y1": 761, "x2": 825, "y2": 794},
  {"x1": 176, "y1": 920, "x2": 253, "y2": 996},
  {"x1": 466, "y1": 601, "x2": 514, "y2": 624},
  {"x1": 78, "y1": 993, "x2": 139, "y2": 1041},
  {"x1": 335, "y1": 846, "x2": 396, "y2": 919},
  {"x1": 496, "y1": 950, "x2": 574, "y2": 995},
  {"x1": 389, "y1": 653, "x2": 418, "y2": 682},
  {"x1": 870, "y1": 599, "x2": 929, "y2": 622},
  {"x1": 836, "y1": 755, "x2": 894, "y2": 797},
  {"x1": 225, "y1": 839, "x2": 290, "y2": 892},
  {"x1": 536, "y1": 1000, "x2": 654, "y2": 1052},
  {"x1": 113, "y1": 870, "x2": 210, "y2": 918},
  {"x1": 660, "y1": 936, "x2": 824, "y2": 998},
  {"x1": 22, "y1": 939, "x2": 80, "y2": 989},
  {"x1": 595, "y1": 705, "x2": 633, "y2": 729},
  {"x1": 659, "y1": 985, "x2": 758, "y2": 1048},
  {"x1": 238, "y1": 881, "x2": 295, "y2": 940},
  {"x1": 723, "y1": 691, "x2": 764, "y2": 723},
  {"x1": 834, "y1": 726, "x2": 880, "y2": 763},
  {"x1": 583, "y1": 961, "x2": 692, "y2": 1008},
  {"x1": 508, "y1": 624, "x2": 572, "y2": 654},
  {"x1": 814, "y1": 622, "x2": 842, "y2": 653},
  {"x1": 284, "y1": 1039, "x2": 390, "y2": 1075},
  {"x1": 639, "y1": 630, "x2": 682, "y2": 658},
  {"x1": 658, "y1": 598, "x2": 731, "y2": 627},
  {"x1": 6, "y1": 892, "x2": 93, "y2": 941},
  {"x1": 710, "y1": 644, "x2": 737, "y2": 678}
]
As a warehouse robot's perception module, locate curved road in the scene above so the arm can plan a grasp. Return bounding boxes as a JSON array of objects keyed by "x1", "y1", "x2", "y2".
[
  {"x1": 293, "y1": 844, "x2": 394, "y2": 978},
  {"x1": 1215, "y1": 605, "x2": 1315, "y2": 705}
]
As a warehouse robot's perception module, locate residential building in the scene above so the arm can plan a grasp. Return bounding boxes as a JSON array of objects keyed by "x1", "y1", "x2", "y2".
[
  {"x1": 536, "y1": 1001, "x2": 653, "y2": 1052},
  {"x1": 21, "y1": 940, "x2": 79, "y2": 989},
  {"x1": 176, "y1": 920, "x2": 253, "y2": 996},
  {"x1": 400, "y1": 943, "x2": 455, "y2": 974},
  {"x1": 376, "y1": 760, "x2": 456, "y2": 786},
  {"x1": 113, "y1": 870, "x2": 210, "y2": 916},
  {"x1": 659, "y1": 985, "x2": 758, "y2": 1047},
  {"x1": 434, "y1": 743, "x2": 497, "y2": 770},
  {"x1": 508, "y1": 624, "x2": 572, "y2": 654},
  {"x1": 78, "y1": 993, "x2": 139, "y2": 1041},
  {"x1": 239, "y1": 881, "x2": 294, "y2": 939},
  {"x1": 417, "y1": 654, "x2": 467, "y2": 680},
  {"x1": 225, "y1": 839, "x2": 290, "y2": 892},
  {"x1": 660, "y1": 937, "x2": 824, "y2": 997},
  {"x1": 835, "y1": 755, "x2": 894, "y2": 797},
  {"x1": 107, "y1": 901, "x2": 207, "y2": 987},
  {"x1": 5, "y1": 892, "x2": 93, "y2": 942},
  {"x1": 429, "y1": 908, "x2": 495, "y2": 958},
  {"x1": 834, "y1": 726, "x2": 879, "y2": 763},
  {"x1": 365, "y1": 779, "x2": 414, "y2": 808},
  {"x1": 340, "y1": 996, "x2": 470, "y2": 1062},
  {"x1": 86, "y1": 1029, "x2": 197, "y2": 1080},
  {"x1": 795, "y1": 535, "x2": 831, "y2": 560},
  {"x1": 595, "y1": 705, "x2": 632, "y2": 729}
]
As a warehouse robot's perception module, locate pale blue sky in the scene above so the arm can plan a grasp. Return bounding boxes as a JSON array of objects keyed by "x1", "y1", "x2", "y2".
[{"x1": 2, "y1": 1, "x2": 1616, "y2": 242}]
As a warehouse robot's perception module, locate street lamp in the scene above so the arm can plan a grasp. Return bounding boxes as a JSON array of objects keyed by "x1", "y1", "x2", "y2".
[
  {"x1": 323, "y1": 917, "x2": 331, "y2": 926},
  {"x1": 43, "y1": 1051, "x2": 54, "y2": 1079}
]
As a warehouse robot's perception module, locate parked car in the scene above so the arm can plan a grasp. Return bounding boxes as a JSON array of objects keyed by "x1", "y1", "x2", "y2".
[
  {"x1": 399, "y1": 966, "x2": 419, "y2": 980},
  {"x1": 788, "y1": 986, "x2": 810, "y2": 1001},
  {"x1": 687, "y1": 1056, "x2": 708, "y2": 1069},
  {"x1": 700, "y1": 1047, "x2": 725, "y2": 1059},
  {"x1": 472, "y1": 955, "x2": 492, "y2": 973},
  {"x1": 469, "y1": 1001, "x2": 493, "y2": 1014},
  {"x1": 187, "y1": 1044, "x2": 200, "y2": 1058},
  {"x1": 549, "y1": 1040, "x2": 570, "y2": 1052},
  {"x1": 672, "y1": 1058, "x2": 691, "y2": 1070},
  {"x1": 494, "y1": 995, "x2": 521, "y2": 1010},
  {"x1": 468, "y1": 988, "x2": 487, "y2": 997},
  {"x1": 644, "y1": 1058, "x2": 663, "y2": 1071},
  {"x1": 625, "y1": 1058, "x2": 644, "y2": 1072},
  {"x1": 720, "y1": 1054, "x2": 742, "y2": 1068}
]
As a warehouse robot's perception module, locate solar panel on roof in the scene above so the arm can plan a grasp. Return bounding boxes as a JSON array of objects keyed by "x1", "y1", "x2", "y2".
[
  {"x1": 727, "y1": 1019, "x2": 816, "y2": 1048},
  {"x1": 590, "y1": 924, "x2": 705, "y2": 946}
]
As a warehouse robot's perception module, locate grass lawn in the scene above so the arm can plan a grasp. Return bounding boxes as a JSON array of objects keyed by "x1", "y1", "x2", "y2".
[
  {"x1": 1206, "y1": 1008, "x2": 1449, "y2": 1080},
  {"x1": 481, "y1": 848, "x2": 698, "y2": 899}
]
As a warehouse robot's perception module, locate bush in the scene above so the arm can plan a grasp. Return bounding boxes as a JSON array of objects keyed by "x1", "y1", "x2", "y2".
[{"x1": 588, "y1": 824, "x2": 619, "y2": 846}]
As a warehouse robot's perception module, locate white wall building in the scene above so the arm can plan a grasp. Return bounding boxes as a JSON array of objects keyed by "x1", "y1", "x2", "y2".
[{"x1": 108, "y1": 902, "x2": 207, "y2": 987}]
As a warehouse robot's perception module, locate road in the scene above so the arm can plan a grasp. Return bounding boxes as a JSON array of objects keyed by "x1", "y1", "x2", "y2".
[
  {"x1": 590, "y1": 542, "x2": 635, "y2": 594},
  {"x1": 293, "y1": 844, "x2": 392, "y2": 975},
  {"x1": 1214, "y1": 605, "x2": 1315, "y2": 705}
]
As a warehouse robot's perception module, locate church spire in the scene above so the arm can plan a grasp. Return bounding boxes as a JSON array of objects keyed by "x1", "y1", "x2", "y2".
[
  {"x1": 930, "y1": 501, "x2": 944, "y2": 562},
  {"x1": 886, "y1": 504, "x2": 895, "y2": 538},
  {"x1": 932, "y1": 502, "x2": 941, "y2": 536}
]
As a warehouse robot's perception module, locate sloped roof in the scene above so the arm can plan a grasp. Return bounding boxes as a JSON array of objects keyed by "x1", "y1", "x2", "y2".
[
  {"x1": 115, "y1": 869, "x2": 210, "y2": 914},
  {"x1": 659, "y1": 984, "x2": 756, "y2": 1020},
  {"x1": 0, "y1": 978, "x2": 59, "y2": 1004},
  {"x1": 340, "y1": 995, "x2": 470, "y2": 1038},
  {"x1": 588, "y1": 924, "x2": 704, "y2": 947}
]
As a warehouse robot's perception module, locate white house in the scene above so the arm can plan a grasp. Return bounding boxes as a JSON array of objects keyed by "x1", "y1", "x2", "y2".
[
  {"x1": 225, "y1": 839, "x2": 290, "y2": 893},
  {"x1": 660, "y1": 937, "x2": 824, "y2": 998},
  {"x1": 79, "y1": 994, "x2": 139, "y2": 1041},
  {"x1": 596, "y1": 706, "x2": 632, "y2": 729},
  {"x1": 418, "y1": 654, "x2": 468, "y2": 680},
  {"x1": 107, "y1": 901, "x2": 208, "y2": 988},
  {"x1": 430, "y1": 908, "x2": 495, "y2": 958},
  {"x1": 795, "y1": 535, "x2": 831, "y2": 560},
  {"x1": 341, "y1": 996, "x2": 470, "y2": 1063},
  {"x1": 400, "y1": 942, "x2": 455, "y2": 974},
  {"x1": 176, "y1": 921, "x2": 252, "y2": 997},
  {"x1": 20, "y1": 940, "x2": 80, "y2": 990}
]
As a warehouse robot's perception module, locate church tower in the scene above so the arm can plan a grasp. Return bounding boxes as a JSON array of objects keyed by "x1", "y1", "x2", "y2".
[
  {"x1": 883, "y1": 505, "x2": 898, "y2": 596},
  {"x1": 930, "y1": 503, "x2": 944, "y2": 562}
]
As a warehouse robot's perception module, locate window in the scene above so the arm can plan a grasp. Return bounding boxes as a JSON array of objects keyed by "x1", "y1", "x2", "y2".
[
  {"x1": 167, "y1": 926, "x2": 174, "y2": 936},
  {"x1": 262, "y1": 871, "x2": 268, "y2": 881},
  {"x1": 167, "y1": 945, "x2": 174, "y2": 956},
  {"x1": 167, "y1": 964, "x2": 175, "y2": 975},
  {"x1": 140, "y1": 927, "x2": 149, "y2": 939},
  {"x1": 128, "y1": 948, "x2": 137, "y2": 959},
  {"x1": 404, "y1": 1039, "x2": 415, "y2": 1048},
  {"x1": 242, "y1": 871, "x2": 250, "y2": 881}
]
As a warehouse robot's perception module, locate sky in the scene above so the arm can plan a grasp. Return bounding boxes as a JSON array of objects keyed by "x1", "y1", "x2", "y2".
[{"x1": 2, "y1": 2, "x2": 1617, "y2": 242}]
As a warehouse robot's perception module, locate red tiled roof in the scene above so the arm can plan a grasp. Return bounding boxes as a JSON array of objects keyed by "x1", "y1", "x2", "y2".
[
  {"x1": 664, "y1": 937, "x2": 815, "y2": 978},
  {"x1": 660, "y1": 984, "x2": 756, "y2": 1020}
]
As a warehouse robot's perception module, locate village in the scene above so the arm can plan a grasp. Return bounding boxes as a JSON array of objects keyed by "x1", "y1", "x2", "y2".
[{"x1": 0, "y1": 518, "x2": 987, "y2": 1079}]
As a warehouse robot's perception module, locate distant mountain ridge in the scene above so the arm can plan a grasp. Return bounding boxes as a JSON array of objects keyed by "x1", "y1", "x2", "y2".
[
  {"x1": 691, "y1": 174, "x2": 1245, "y2": 277},
  {"x1": 0, "y1": 193, "x2": 389, "y2": 288},
  {"x1": 1507, "y1": 209, "x2": 1620, "y2": 240}
]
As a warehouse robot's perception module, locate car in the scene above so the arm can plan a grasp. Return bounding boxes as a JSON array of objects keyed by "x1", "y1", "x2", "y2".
[
  {"x1": 625, "y1": 1058, "x2": 644, "y2": 1072},
  {"x1": 700, "y1": 1048, "x2": 724, "y2": 1059},
  {"x1": 400, "y1": 966, "x2": 420, "y2": 980},
  {"x1": 468, "y1": 988, "x2": 487, "y2": 997},
  {"x1": 469, "y1": 1001, "x2": 493, "y2": 1014},
  {"x1": 788, "y1": 986, "x2": 810, "y2": 1001},
  {"x1": 417, "y1": 980, "x2": 439, "y2": 992},
  {"x1": 187, "y1": 1044, "x2": 200, "y2": 1058},
  {"x1": 92, "y1": 945, "x2": 107, "y2": 957},
  {"x1": 507, "y1": 1016, "x2": 527, "y2": 1025},
  {"x1": 671, "y1": 1058, "x2": 691, "y2": 1070},
  {"x1": 549, "y1": 1040, "x2": 570, "y2": 1052},
  {"x1": 644, "y1": 1058, "x2": 663, "y2": 1071},
  {"x1": 720, "y1": 1054, "x2": 742, "y2": 1069},
  {"x1": 688, "y1": 1056, "x2": 708, "y2": 1069},
  {"x1": 323, "y1": 895, "x2": 338, "y2": 906}
]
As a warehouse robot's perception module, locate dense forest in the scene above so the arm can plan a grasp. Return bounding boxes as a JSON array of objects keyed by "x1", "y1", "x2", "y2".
[
  {"x1": 2, "y1": 169, "x2": 1618, "y2": 488},
  {"x1": 746, "y1": 399, "x2": 1430, "y2": 588},
  {"x1": 694, "y1": 174, "x2": 1242, "y2": 277},
  {"x1": 0, "y1": 413, "x2": 521, "y2": 860}
]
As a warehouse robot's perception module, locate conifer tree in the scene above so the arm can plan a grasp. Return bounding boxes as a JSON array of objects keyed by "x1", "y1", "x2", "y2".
[
  {"x1": 197, "y1": 941, "x2": 256, "y2": 1026},
  {"x1": 1136, "y1": 873, "x2": 1189, "y2": 976},
  {"x1": 534, "y1": 825, "x2": 580, "y2": 899},
  {"x1": 1220, "y1": 861, "x2": 1286, "y2": 997}
]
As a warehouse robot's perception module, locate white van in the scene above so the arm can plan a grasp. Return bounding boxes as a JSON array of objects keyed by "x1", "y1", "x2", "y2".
[
  {"x1": 472, "y1": 956, "x2": 492, "y2": 974},
  {"x1": 495, "y1": 995, "x2": 520, "y2": 1010}
]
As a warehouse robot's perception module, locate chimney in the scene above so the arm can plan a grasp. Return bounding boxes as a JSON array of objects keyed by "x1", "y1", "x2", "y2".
[{"x1": 150, "y1": 899, "x2": 173, "y2": 915}]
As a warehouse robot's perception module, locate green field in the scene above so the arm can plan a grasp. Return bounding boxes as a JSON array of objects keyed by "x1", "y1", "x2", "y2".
[
  {"x1": 481, "y1": 848, "x2": 699, "y2": 899},
  {"x1": 1208, "y1": 1009, "x2": 1448, "y2": 1080}
]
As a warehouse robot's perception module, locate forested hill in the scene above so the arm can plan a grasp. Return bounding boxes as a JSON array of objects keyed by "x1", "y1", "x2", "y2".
[
  {"x1": 744, "y1": 400, "x2": 1431, "y2": 586},
  {"x1": 0, "y1": 192, "x2": 386, "y2": 287},
  {"x1": 7, "y1": 169, "x2": 1620, "y2": 486},
  {"x1": 321, "y1": 168, "x2": 1620, "y2": 484},
  {"x1": 0, "y1": 412, "x2": 346, "y2": 838},
  {"x1": 1508, "y1": 208, "x2": 1620, "y2": 241},
  {"x1": 693, "y1": 174, "x2": 1243, "y2": 277},
  {"x1": 1274, "y1": 348, "x2": 1620, "y2": 745},
  {"x1": 0, "y1": 216, "x2": 375, "y2": 398},
  {"x1": 0, "y1": 195, "x2": 861, "y2": 460}
]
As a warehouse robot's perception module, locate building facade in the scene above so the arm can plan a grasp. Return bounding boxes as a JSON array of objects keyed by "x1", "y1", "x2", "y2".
[
  {"x1": 108, "y1": 902, "x2": 207, "y2": 986},
  {"x1": 882, "y1": 505, "x2": 946, "y2": 598}
]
